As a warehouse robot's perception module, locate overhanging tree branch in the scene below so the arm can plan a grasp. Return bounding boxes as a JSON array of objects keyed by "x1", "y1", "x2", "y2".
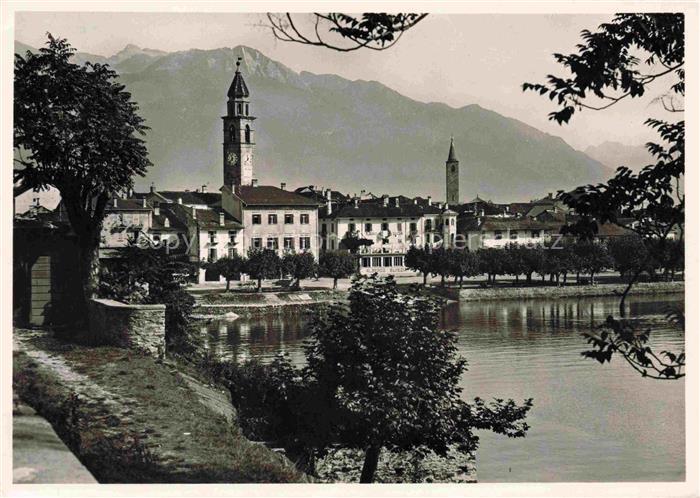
[{"x1": 265, "y1": 13, "x2": 427, "y2": 52}]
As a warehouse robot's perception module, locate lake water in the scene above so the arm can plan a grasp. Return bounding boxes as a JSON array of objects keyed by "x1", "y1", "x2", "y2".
[{"x1": 196, "y1": 294, "x2": 685, "y2": 482}]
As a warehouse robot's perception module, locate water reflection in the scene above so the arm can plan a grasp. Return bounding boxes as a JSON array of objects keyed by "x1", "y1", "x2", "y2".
[
  {"x1": 195, "y1": 294, "x2": 684, "y2": 482},
  {"x1": 197, "y1": 311, "x2": 310, "y2": 365}
]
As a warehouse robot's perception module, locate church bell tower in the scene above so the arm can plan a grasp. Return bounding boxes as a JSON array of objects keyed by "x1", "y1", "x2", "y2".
[
  {"x1": 446, "y1": 137, "x2": 459, "y2": 205},
  {"x1": 223, "y1": 57, "x2": 255, "y2": 187}
]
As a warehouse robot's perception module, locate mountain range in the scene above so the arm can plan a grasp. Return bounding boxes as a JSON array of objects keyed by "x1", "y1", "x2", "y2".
[
  {"x1": 584, "y1": 141, "x2": 652, "y2": 173},
  {"x1": 15, "y1": 41, "x2": 628, "y2": 202}
]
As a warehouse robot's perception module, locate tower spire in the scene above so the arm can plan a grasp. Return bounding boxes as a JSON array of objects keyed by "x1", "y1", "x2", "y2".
[
  {"x1": 447, "y1": 135, "x2": 458, "y2": 162},
  {"x1": 227, "y1": 56, "x2": 250, "y2": 99},
  {"x1": 445, "y1": 136, "x2": 460, "y2": 205}
]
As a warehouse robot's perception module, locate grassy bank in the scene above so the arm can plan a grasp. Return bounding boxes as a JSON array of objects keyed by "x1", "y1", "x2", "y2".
[{"x1": 13, "y1": 330, "x2": 306, "y2": 483}]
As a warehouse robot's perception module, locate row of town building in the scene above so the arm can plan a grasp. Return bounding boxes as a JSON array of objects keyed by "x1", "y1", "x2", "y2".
[{"x1": 14, "y1": 57, "x2": 642, "y2": 286}]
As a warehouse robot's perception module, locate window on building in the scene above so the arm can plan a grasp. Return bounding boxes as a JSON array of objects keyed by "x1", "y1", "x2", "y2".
[
  {"x1": 531, "y1": 230, "x2": 541, "y2": 238},
  {"x1": 495, "y1": 230, "x2": 503, "y2": 240},
  {"x1": 209, "y1": 231, "x2": 217, "y2": 244},
  {"x1": 364, "y1": 222, "x2": 373, "y2": 233},
  {"x1": 300, "y1": 213, "x2": 310, "y2": 225},
  {"x1": 425, "y1": 219, "x2": 432, "y2": 231},
  {"x1": 510, "y1": 231, "x2": 518, "y2": 240},
  {"x1": 299, "y1": 237, "x2": 311, "y2": 250},
  {"x1": 396, "y1": 222, "x2": 403, "y2": 232},
  {"x1": 361, "y1": 257, "x2": 371, "y2": 268},
  {"x1": 383, "y1": 256, "x2": 392, "y2": 267},
  {"x1": 229, "y1": 125, "x2": 236, "y2": 141},
  {"x1": 381, "y1": 222, "x2": 389, "y2": 231},
  {"x1": 237, "y1": 103, "x2": 242, "y2": 114},
  {"x1": 252, "y1": 237, "x2": 262, "y2": 249},
  {"x1": 245, "y1": 103, "x2": 249, "y2": 115},
  {"x1": 348, "y1": 223, "x2": 356, "y2": 233},
  {"x1": 284, "y1": 214, "x2": 294, "y2": 224},
  {"x1": 330, "y1": 239, "x2": 335, "y2": 250},
  {"x1": 267, "y1": 237, "x2": 279, "y2": 250},
  {"x1": 252, "y1": 214, "x2": 261, "y2": 225},
  {"x1": 208, "y1": 248, "x2": 217, "y2": 262},
  {"x1": 268, "y1": 213, "x2": 278, "y2": 224},
  {"x1": 284, "y1": 237, "x2": 294, "y2": 250},
  {"x1": 409, "y1": 222, "x2": 417, "y2": 233},
  {"x1": 372, "y1": 256, "x2": 382, "y2": 267},
  {"x1": 228, "y1": 230, "x2": 237, "y2": 242},
  {"x1": 393, "y1": 256, "x2": 403, "y2": 266},
  {"x1": 228, "y1": 247, "x2": 237, "y2": 258},
  {"x1": 245, "y1": 125, "x2": 251, "y2": 143},
  {"x1": 321, "y1": 223, "x2": 327, "y2": 235}
]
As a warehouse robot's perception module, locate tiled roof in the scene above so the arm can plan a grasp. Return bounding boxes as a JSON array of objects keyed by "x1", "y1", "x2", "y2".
[
  {"x1": 596, "y1": 222, "x2": 635, "y2": 237},
  {"x1": 480, "y1": 217, "x2": 564, "y2": 231},
  {"x1": 106, "y1": 198, "x2": 150, "y2": 211},
  {"x1": 151, "y1": 206, "x2": 188, "y2": 232},
  {"x1": 294, "y1": 187, "x2": 349, "y2": 204},
  {"x1": 322, "y1": 201, "x2": 443, "y2": 220},
  {"x1": 157, "y1": 191, "x2": 221, "y2": 206},
  {"x1": 508, "y1": 202, "x2": 533, "y2": 215},
  {"x1": 195, "y1": 207, "x2": 243, "y2": 229},
  {"x1": 166, "y1": 203, "x2": 242, "y2": 229},
  {"x1": 235, "y1": 185, "x2": 318, "y2": 207}
]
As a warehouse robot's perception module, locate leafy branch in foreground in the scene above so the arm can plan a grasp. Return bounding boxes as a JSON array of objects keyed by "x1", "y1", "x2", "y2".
[
  {"x1": 265, "y1": 13, "x2": 427, "y2": 52},
  {"x1": 582, "y1": 311, "x2": 685, "y2": 380},
  {"x1": 523, "y1": 13, "x2": 685, "y2": 379}
]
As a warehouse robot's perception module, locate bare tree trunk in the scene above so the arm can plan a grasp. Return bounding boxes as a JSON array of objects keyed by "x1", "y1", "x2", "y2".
[
  {"x1": 360, "y1": 444, "x2": 381, "y2": 483},
  {"x1": 78, "y1": 239, "x2": 100, "y2": 305},
  {"x1": 333, "y1": 277, "x2": 338, "y2": 290}
]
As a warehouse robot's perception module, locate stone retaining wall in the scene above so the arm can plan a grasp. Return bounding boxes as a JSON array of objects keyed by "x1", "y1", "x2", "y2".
[
  {"x1": 448, "y1": 281, "x2": 684, "y2": 302},
  {"x1": 194, "y1": 300, "x2": 335, "y2": 318},
  {"x1": 88, "y1": 298, "x2": 165, "y2": 355}
]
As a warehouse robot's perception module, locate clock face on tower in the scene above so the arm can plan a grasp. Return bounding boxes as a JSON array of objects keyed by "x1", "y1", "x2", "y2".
[{"x1": 227, "y1": 152, "x2": 238, "y2": 165}]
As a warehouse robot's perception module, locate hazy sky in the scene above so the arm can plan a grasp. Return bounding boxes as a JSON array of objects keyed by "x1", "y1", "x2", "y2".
[{"x1": 14, "y1": 11, "x2": 677, "y2": 150}]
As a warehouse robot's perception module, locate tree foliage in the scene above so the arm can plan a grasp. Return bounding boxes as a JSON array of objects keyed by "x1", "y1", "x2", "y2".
[
  {"x1": 522, "y1": 14, "x2": 684, "y2": 124},
  {"x1": 265, "y1": 13, "x2": 427, "y2": 52},
  {"x1": 281, "y1": 252, "x2": 316, "y2": 289},
  {"x1": 318, "y1": 251, "x2": 356, "y2": 289},
  {"x1": 405, "y1": 246, "x2": 432, "y2": 284},
  {"x1": 210, "y1": 255, "x2": 245, "y2": 291},
  {"x1": 14, "y1": 34, "x2": 151, "y2": 310},
  {"x1": 524, "y1": 14, "x2": 685, "y2": 378},
  {"x1": 582, "y1": 313, "x2": 685, "y2": 380},
  {"x1": 216, "y1": 276, "x2": 532, "y2": 483},
  {"x1": 244, "y1": 248, "x2": 281, "y2": 292}
]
